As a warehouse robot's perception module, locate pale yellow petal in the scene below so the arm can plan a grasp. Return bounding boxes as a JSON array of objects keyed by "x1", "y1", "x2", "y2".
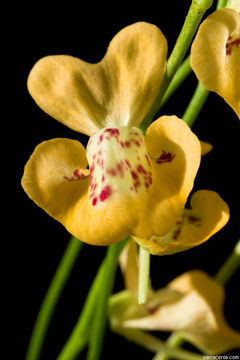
[
  {"x1": 190, "y1": 9, "x2": 240, "y2": 118},
  {"x1": 119, "y1": 239, "x2": 139, "y2": 297},
  {"x1": 28, "y1": 22, "x2": 167, "y2": 135},
  {"x1": 124, "y1": 271, "x2": 240, "y2": 354},
  {"x1": 227, "y1": 0, "x2": 240, "y2": 11}
]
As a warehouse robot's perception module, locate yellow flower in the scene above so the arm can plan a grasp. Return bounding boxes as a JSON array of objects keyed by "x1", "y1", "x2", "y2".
[
  {"x1": 112, "y1": 243, "x2": 240, "y2": 355},
  {"x1": 190, "y1": 8, "x2": 240, "y2": 118},
  {"x1": 22, "y1": 22, "x2": 227, "y2": 248}
]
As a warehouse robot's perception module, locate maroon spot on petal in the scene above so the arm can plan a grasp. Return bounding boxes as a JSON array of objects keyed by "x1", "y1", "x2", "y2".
[
  {"x1": 131, "y1": 170, "x2": 138, "y2": 180},
  {"x1": 117, "y1": 163, "x2": 125, "y2": 177},
  {"x1": 107, "y1": 168, "x2": 117, "y2": 176},
  {"x1": 145, "y1": 154, "x2": 151, "y2": 167},
  {"x1": 99, "y1": 185, "x2": 112, "y2": 202},
  {"x1": 226, "y1": 35, "x2": 240, "y2": 56},
  {"x1": 125, "y1": 159, "x2": 131, "y2": 168},
  {"x1": 172, "y1": 227, "x2": 182, "y2": 240},
  {"x1": 104, "y1": 128, "x2": 120, "y2": 136},
  {"x1": 125, "y1": 141, "x2": 130, "y2": 147},
  {"x1": 63, "y1": 169, "x2": 88, "y2": 181},
  {"x1": 92, "y1": 197, "x2": 98, "y2": 206},
  {"x1": 137, "y1": 164, "x2": 147, "y2": 174},
  {"x1": 156, "y1": 151, "x2": 175, "y2": 164},
  {"x1": 188, "y1": 215, "x2": 201, "y2": 226}
]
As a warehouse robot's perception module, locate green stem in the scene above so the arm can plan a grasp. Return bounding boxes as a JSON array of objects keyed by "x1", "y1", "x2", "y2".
[
  {"x1": 86, "y1": 238, "x2": 129, "y2": 360},
  {"x1": 25, "y1": 236, "x2": 83, "y2": 360},
  {"x1": 57, "y1": 237, "x2": 129, "y2": 360},
  {"x1": 138, "y1": 247, "x2": 151, "y2": 304},
  {"x1": 216, "y1": 0, "x2": 228, "y2": 9},
  {"x1": 115, "y1": 328, "x2": 203, "y2": 360},
  {"x1": 57, "y1": 249, "x2": 106, "y2": 359},
  {"x1": 153, "y1": 334, "x2": 185, "y2": 360},
  {"x1": 159, "y1": 56, "x2": 191, "y2": 110},
  {"x1": 215, "y1": 239, "x2": 240, "y2": 286},
  {"x1": 140, "y1": 0, "x2": 213, "y2": 133},
  {"x1": 182, "y1": 83, "x2": 209, "y2": 127}
]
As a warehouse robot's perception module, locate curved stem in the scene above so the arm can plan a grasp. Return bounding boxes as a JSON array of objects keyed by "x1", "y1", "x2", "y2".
[
  {"x1": 115, "y1": 328, "x2": 203, "y2": 360},
  {"x1": 25, "y1": 236, "x2": 83, "y2": 360},
  {"x1": 57, "y1": 237, "x2": 129, "y2": 360},
  {"x1": 153, "y1": 334, "x2": 185, "y2": 360},
  {"x1": 215, "y1": 239, "x2": 240, "y2": 286},
  {"x1": 140, "y1": 0, "x2": 213, "y2": 133},
  {"x1": 182, "y1": 83, "x2": 209, "y2": 127},
  {"x1": 159, "y1": 56, "x2": 191, "y2": 110},
  {"x1": 216, "y1": 0, "x2": 228, "y2": 9},
  {"x1": 86, "y1": 238, "x2": 129, "y2": 360}
]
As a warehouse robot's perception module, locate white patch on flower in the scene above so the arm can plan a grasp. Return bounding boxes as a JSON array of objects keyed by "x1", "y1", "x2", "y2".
[{"x1": 86, "y1": 127, "x2": 152, "y2": 206}]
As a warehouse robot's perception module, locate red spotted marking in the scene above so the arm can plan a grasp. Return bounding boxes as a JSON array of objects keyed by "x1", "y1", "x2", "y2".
[
  {"x1": 99, "y1": 185, "x2": 112, "y2": 202},
  {"x1": 226, "y1": 34, "x2": 240, "y2": 55},
  {"x1": 64, "y1": 169, "x2": 88, "y2": 181},
  {"x1": 156, "y1": 151, "x2": 175, "y2": 164}
]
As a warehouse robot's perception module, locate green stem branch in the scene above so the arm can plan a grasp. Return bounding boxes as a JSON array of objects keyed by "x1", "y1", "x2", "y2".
[
  {"x1": 114, "y1": 328, "x2": 202, "y2": 360},
  {"x1": 215, "y1": 239, "x2": 240, "y2": 286},
  {"x1": 182, "y1": 83, "x2": 209, "y2": 127},
  {"x1": 140, "y1": 0, "x2": 213, "y2": 133},
  {"x1": 86, "y1": 238, "x2": 129, "y2": 360},
  {"x1": 25, "y1": 236, "x2": 83, "y2": 360},
  {"x1": 159, "y1": 56, "x2": 191, "y2": 110},
  {"x1": 57, "y1": 237, "x2": 129, "y2": 360}
]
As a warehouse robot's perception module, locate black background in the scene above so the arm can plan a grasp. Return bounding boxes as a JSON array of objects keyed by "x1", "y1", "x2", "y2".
[{"x1": 14, "y1": 1, "x2": 240, "y2": 359}]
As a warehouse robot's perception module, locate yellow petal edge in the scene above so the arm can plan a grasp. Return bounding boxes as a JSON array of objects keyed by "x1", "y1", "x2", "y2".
[{"x1": 27, "y1": 22, "x2": 167, "y2": 135}]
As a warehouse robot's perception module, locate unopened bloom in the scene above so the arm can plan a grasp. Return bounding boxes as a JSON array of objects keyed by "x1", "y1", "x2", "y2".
[
  {"x1": 191, "y1": 8, "x2": 240, "y2": 118},
  {"x1": 111, "y1": 242, "x2": 240, "y2": 354}
]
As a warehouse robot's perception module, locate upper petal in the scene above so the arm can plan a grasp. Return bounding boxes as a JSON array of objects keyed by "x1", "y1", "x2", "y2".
[
  {"x1": 190, "y1": 9, "x2": 240, "y2": 118},
  {"x1": 27, "y1": 22, "x2": 167, "y2": 135}
]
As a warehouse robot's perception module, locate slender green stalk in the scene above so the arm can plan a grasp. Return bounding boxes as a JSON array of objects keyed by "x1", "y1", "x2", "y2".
[
  {"x1": 153, "y1": 334, "x2": 185, "y2": 360},
  {"x1": 215, "y1": 239, "x2": 240, "y2": 285},
  {"x1": 159, "y1": 56, "x2": 191, "y2": 110},
  {"x1": 115, "y1": 328, "x2": 203, "y2": 360},
  {"x1": 216, "y1": 0, "x2": 228, "y2": 9},
  {"x1": 86, "y1": 238, "x2": 129, "y2": 360},
  {"x1": 138, "y1": 247, "x2": 151, "y2": 304},
  {"x1": 57, "y1": 249, "x2": 107, "y2": 359},
  {"x1": 57, "y1": 237, "x2": 129, "y2": 360},
  {"x1": 140, "y1": 0, "x2": 213, "y2": 133},
  {"x1": 182, "y1": 83, "x2": 209, "y2": 127},
  {"x1": 25, "y1": 236, "x2": 83, "y2": 360}
]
